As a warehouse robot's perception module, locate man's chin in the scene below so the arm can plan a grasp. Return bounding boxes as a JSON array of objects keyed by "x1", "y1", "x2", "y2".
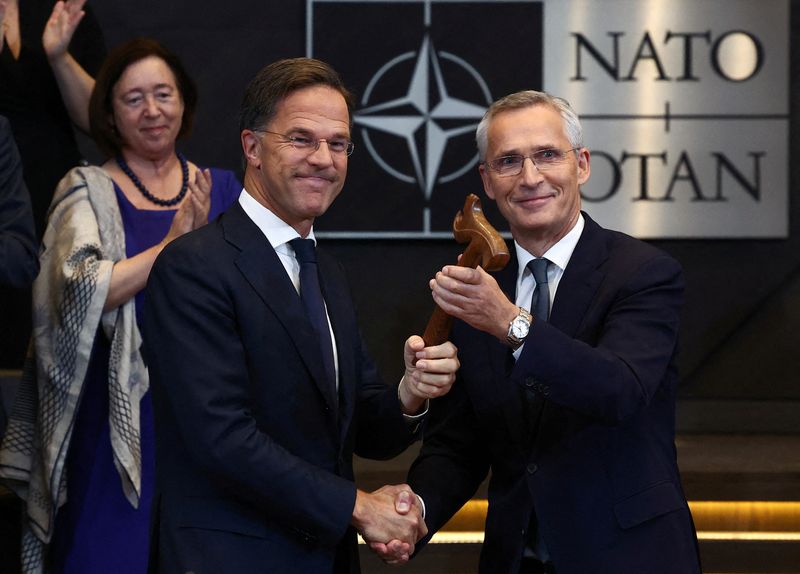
[{"x1": 301, "y1": 195, "x2": 339, "y2": 219}]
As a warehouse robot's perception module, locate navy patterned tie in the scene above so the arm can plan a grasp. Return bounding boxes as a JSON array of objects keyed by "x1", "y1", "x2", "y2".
[
  {"x1": 290, "y1": 239, "x2": 336, "y2": 396},
  {"x1": 528, "y1": 258, "x2": 551, "y2": 322}
]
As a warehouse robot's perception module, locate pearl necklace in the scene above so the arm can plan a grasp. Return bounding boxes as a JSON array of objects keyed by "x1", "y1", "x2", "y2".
[{"x1": 116, "y1": 152, "x2": 189, "y2": 207}]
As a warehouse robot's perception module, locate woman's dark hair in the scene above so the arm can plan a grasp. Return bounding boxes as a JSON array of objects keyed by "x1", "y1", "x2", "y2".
[{"x1": 89, "y1": 37, "x2": 198, "y2": 157}]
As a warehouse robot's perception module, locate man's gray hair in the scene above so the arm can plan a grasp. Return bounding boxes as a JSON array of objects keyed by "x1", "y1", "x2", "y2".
[{"x1": 475, "y1": 90, "x2": 584, "y2": 161}]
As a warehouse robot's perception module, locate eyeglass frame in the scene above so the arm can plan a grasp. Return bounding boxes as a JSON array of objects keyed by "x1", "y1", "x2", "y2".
[
  {"x1": 254, "y1": 129, "x2": 355, "y2": 157},
  {"x1": 483, "y1": 147, "x2": 582, "y2": 177}
]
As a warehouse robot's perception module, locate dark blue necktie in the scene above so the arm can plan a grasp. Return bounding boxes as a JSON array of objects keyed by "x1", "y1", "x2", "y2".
[
  {"x1": 523, "y1": 257, "x2": 552, "y2": 563},
  {"x1": 528, "y1": 258, "x2": 551, "y2": 322},
  {"x1": 290, "y1": 239, "x2": 336, "y2": 395}
]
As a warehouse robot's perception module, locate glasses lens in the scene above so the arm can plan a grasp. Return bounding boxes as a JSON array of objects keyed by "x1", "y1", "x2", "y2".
[
  {"x1": 327, "y1": 141, "x2": 344, "y2": 153},
  {"x1": 488, "y1": 148, "x2": 577, "y2": 176},
  {"x1": 325, "y1": 139, "x2": 354, "y2": 155},
  {"x1": 289, "y1": 136, "x2": 316, "y2": 150},
  {"x1": 491, "y1": 155, "x2": 524, "y2": 176},
  {"x1": 533, "y1": 149, "x2": 567, "y2": 169}
]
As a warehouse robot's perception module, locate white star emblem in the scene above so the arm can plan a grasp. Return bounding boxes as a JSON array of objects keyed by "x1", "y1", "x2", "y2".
[{"x1": 354, "y1": 35, "x2": 491, "y2": 200}]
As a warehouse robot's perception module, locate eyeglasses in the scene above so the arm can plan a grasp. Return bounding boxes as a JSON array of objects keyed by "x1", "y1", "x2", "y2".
[
  {"x1": 256, "y1": 130, "x2": 355, "y2": 157},
  {"x1": 484, "y1": 147, "x2": 580, "y2": 177}
]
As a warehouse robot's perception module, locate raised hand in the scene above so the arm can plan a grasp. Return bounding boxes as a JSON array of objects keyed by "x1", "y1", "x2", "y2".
[
  {"x1": 160, "y1": 167, "x2": 213, "y2": 246},
  {"x1": 42, "y1": 0, "x2": 86, "y2": 61},
  {"x1": 430, "y1": 264, "x2": 519, "y2": 342},
  {"x1": 187, "y1": 167, "x2": 212, "y2": 229},
  {"x1": 161, "y1": 193, "x2": 196, "y2": 246},
  {"x1": 398, "y1": 335, "x2": 459, "y2": 414}
]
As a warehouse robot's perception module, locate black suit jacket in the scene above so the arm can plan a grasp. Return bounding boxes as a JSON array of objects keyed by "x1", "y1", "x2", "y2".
[
  {"x1": 408, "y1": 214, "x2": 701, "y2": 573},
  {"x1": 0, "y1": 115, "x2": 38, "y2": 288},
  {"x1": 144, "y1": 202, "x2": 417, "y2": 573}
]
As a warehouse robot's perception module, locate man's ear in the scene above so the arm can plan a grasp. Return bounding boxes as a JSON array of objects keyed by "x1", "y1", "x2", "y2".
[
  {"x1": 241, "y1": 130, "x2": 262, "y2": 169},
  {"x1": 479, "y1": 163, "x2": 496, "y2": 200},
  {"x1": 577, "y1": 147, "x2": 591, "y2": 185}
]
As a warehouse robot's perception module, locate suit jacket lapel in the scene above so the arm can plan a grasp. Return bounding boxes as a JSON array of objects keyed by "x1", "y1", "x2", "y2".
[
  {"x1": 221, "y1": 203, "x2": 339, "y2": 413},
  {"x1": 316, "y1": 252, "x2": 355, "y2": 436},
  {"x1": 493, "y1": 214, "x2": 610, "y2": 450},
  {"x1": 528, "y1": 213, "x2": 609, "y2": 457},
  {"x1": 549, "y1": 213, "x2": 609, "y2": 338}
]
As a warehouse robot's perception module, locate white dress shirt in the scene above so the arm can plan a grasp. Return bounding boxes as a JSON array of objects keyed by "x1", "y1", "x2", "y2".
[
  {"x1": 238, "y1": 189, "x2": 340, "y2": 386},
  {"x1": 512, "y1": 213, "x2": 585, "y2": 358}
]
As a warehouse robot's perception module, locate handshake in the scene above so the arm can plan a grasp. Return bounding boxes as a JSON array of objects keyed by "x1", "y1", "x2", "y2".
[{"x1": 351, "y1": 484, "x2": 428, "y2": 565}]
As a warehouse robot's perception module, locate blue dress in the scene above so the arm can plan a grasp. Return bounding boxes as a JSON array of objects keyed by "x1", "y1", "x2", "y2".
[{"x1": 49, "y1": 168, "x2": 241, "y2": 574}]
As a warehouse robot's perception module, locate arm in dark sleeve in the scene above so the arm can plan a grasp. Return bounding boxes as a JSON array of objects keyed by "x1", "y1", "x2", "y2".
[
  {"x1": 514, "y1": 252, "x2": 685, "y2": 424},
  {"x1": 0, "y1": 118, "x2": 38, "y2": 288},
  {"x1": 351, "y1": 339, "x2": 419, "y2": 460},
  {"x1": 406, "y1": 374, "x2": 492, "y2": 540},
  {"x1": 314, "y1": 252, "x2": 419, "y2": 461}
]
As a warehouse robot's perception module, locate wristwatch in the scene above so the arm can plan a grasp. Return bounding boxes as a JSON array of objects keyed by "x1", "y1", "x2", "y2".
[{"x1": 506, "y1": 307, "x2": 532, "y2": 350}]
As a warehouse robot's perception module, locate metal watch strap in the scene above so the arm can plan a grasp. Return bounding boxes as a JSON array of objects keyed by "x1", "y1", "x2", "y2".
[{"x1": 507, "y1": 307, "x2": 532, "y2": 349}]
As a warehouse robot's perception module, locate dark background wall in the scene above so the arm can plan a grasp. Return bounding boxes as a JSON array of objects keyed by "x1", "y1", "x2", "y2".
[{"x1": 86, "y1": 0, "x2": 799, "y2": 431}]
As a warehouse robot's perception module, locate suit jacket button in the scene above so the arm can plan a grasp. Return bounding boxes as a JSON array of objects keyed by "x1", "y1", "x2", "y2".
[
  {"x1": 526, "y1": 463, "x2": 538, "y2": 474},
  {"x1": 524, "y1": 377, "x2": 536, "y2": 388}
]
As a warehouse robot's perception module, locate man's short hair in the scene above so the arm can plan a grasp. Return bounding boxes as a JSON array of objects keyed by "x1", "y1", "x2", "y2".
[
  {"x1": 239, "y1": 58, "x2": 354, "y2": 134},
  {"x1": 89, "y1": 37, "x2": 198, "y2": 158},
  {"x1": 475, "y1": 90, "x2": 584, "y2": 161}
]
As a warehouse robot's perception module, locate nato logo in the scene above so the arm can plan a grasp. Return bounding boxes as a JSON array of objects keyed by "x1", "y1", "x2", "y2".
[{"x1": 308, "y1": 0, "x2": 542, "y2": 237}]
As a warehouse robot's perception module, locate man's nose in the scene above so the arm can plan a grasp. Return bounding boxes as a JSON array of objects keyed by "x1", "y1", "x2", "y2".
[
  {"x1": 307, "y1": 140, "x2": 335, "y2": 166},
  {"x1": 519, "y1": 156, "x2": 544, "y2": 185}
]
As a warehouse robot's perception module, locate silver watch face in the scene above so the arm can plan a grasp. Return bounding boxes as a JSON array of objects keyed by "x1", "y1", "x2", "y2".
[{"x1": 510, "y1": 316, "x2": 530, "y2": 339}]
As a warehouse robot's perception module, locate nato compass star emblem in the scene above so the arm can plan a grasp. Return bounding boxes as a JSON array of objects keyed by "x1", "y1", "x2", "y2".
[{"x1": 354, "y1": 34, "x2": 492, "y2": 207}]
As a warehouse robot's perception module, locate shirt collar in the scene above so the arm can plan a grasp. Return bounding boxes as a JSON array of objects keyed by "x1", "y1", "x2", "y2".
[
  {"x1": 515, "y1": 212, "x2": 585, "y2": 279},
  {"x1": 238, "y1": 188, "x2": 316, "y2": 249}
]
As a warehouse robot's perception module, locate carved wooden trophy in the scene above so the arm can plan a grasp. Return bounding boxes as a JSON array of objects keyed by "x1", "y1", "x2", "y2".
[{"x1": 422, "y1": 194, "x2": 510, "y2": 346}]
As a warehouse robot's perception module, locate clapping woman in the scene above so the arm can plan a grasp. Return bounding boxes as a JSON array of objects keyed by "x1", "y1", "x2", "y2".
[{"x1": 0, "y1": 38, "x2": 240, "y2": 573}]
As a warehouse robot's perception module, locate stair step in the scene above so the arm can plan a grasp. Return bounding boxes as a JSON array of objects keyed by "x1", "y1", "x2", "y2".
[{"x1": 358, "y1": 540, "x2": 800, "y2": 573}]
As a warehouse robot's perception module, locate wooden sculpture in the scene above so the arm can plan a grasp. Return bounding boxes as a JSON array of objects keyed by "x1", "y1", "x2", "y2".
[{"x1": 422, "y1": 194, "x2": 510, "y2": 346}]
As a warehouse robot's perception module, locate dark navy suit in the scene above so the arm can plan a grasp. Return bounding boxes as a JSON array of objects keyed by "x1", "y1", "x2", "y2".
[
  {"x1": 0, "y1": 115, "x2": 38, "y2": 288},
  {"x1": 408, "y1": 214, "x2": 701, "y2": 573},
  {"x1": 144, "y1": 202, "x2": 416, "y2": 573}
]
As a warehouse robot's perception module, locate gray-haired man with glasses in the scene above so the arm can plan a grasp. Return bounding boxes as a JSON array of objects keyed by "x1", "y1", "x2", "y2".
[
  {"x1": 376, "y1": 90, "x2": 701, "y2": 573},
  {"x1": 144, "y1": 58, "x2": 460, "y2": 573}
]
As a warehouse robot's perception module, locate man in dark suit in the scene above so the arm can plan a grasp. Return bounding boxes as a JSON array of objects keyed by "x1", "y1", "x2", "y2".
[
  {"x1": 0, "y1": 115, "x2": 38, "y2": 289},
  {"x1": 143, "y1": 58, "x2": 459, "y2": 573},
  {"x1": 392, "y1": 91, "x2": 701, "y2": 573},
  {"x1": 0, "y1": 114, "x2": 38, "y2": 460}
]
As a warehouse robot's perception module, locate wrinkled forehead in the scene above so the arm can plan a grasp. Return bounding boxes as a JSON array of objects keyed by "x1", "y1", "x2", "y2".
[
  {"x1": 487, "y1": 104, "x2": 569, "y2": 152},
  {"x1": 270, "y1": 85, "x2": 351, "y2": 134}
]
